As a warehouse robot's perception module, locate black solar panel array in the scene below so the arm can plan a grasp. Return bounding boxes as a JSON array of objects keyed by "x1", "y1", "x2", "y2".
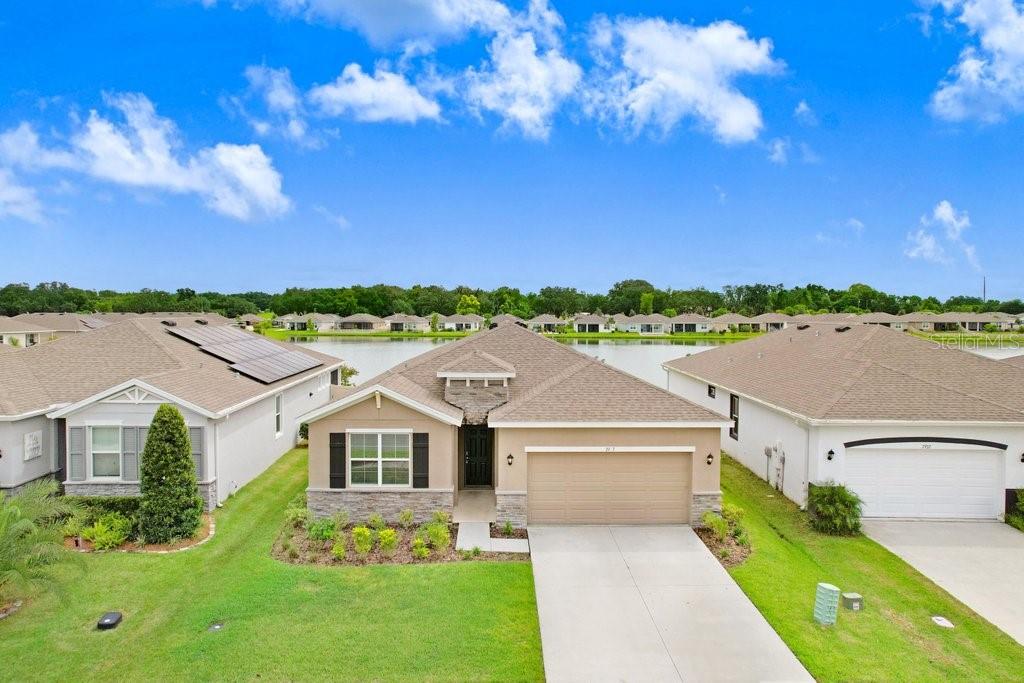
[{"x1": 167, "y1": 325, "x2": 323, "y2": 384}]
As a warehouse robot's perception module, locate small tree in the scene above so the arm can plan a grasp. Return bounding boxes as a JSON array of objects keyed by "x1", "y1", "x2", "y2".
[
  {"x1": 455, "y1": 294, "x2": 481, "y2": 315},
  {"x1": 639, "y1": 292, "x2": 654, "y2": 315},
  {"x1": 430, "y1": 313, "x2": 440, "y2": 332},
  {"x1": 139, "y1": 404, "x2": 203, "y2": 543}
]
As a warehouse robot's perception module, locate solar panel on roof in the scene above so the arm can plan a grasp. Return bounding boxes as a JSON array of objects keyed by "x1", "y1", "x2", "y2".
[{"x1": 166, "y1": 325, "x2": 323, "y2": 384}]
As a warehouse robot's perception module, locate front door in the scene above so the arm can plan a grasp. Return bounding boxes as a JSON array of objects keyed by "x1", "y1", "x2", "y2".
[{"x1": 464, "y1": 427, "x2": 493, "y2": 487}]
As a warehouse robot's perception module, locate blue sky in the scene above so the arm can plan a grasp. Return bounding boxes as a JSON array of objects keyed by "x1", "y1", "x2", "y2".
[{"x1": 1, "y1": 1, "x2": 1022, "y2": 299}]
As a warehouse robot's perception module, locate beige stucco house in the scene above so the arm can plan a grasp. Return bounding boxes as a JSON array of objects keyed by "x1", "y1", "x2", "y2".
[{"x1": 302, "y1": 322, "x2": 727, "y2": 528}]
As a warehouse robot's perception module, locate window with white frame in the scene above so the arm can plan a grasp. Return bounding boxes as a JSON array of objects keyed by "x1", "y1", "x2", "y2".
[
  {"x1": 274, "y1": 394, "x2": 283, "y2": 435},
  {"x1": 349, "y1": 432, "x2": 411, "y2": 486},
  {"x1": 317, "y1": 373, "x2": 328, "y2": 391},
  {"x1": 91, "y1": 426, "x2": 121, "y2": 477}
]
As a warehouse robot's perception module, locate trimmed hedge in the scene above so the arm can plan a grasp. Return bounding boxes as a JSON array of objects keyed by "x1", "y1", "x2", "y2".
[
  {"x1": 64, "y1": 496, "x2": 142, "y2": 537},
  {"x1": 807, "y1": 482, "x2": 863, "y2": 535}
]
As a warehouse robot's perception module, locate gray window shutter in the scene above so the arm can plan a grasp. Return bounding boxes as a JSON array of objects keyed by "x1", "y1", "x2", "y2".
[
  {"x1": 412, "y1": 433, "x2": 429, "y2": 489},
  {"x1": 189, "y1": 427, "x2": 204, "y2": 480},
  {"x1": 68, "y1": 426, "x2": 85, "y2": 481},
  {"x1": 329, "y1": 433, "x2": 346, "y2": 489},
  {"x1": 122, "y1": 427, "x2": 139, "y2": 482}
]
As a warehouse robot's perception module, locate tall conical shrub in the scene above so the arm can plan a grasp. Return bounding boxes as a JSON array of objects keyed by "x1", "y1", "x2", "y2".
[{"x1": 139, "y1": 404, "x2": 203, "y2": 543}]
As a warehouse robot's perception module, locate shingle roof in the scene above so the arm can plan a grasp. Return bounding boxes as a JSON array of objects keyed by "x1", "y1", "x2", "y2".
[
  {"x1": 712, "y1": 313, "x2": 754, "y2": 324},
  {"x1": 491, "y1": 313, "x2": 525, "y2": 324},
  {"x1": 384, "y1": 313, "x2": 427, "y2": 323},
  {"x1": 528, "y1": 314, "x2": 562, "y2": 324},
  {"x1": 669, "y1": 313, "x2": 710, "y2": 323},
  {"x1": 572, "y1": 313, "x2": 608, "y2": 324},
  {"x1": 11, "y1": 312, "x2": 108, "y2": 332},
  {"x1": 338, "y1": 313, "x2": 384, "y2": 323},
  {"x1": 0, "y1": 320, "x2": 341, "y2": 417},
  {"x1": 443, "y1": 313, "x2": 484, "y2": 323},
  {"x1": 751, "y1": 312, "x2": 792, "y2": 322},
  {"x1": 335, "y1": 323, "x2": 724, "y2": 424},
  {"x1": 0, "y1": 316, "x2": 53, "y2": 333},
  {"x1": 665, "y1": 324, "x2": 1024, "y2": 422},
  {"x1": 1002, "y1": 354, "x2": 1024, "y2": 369},
  {"x1": 438, "y1": 350, "x2": 516, "y2": 375}
]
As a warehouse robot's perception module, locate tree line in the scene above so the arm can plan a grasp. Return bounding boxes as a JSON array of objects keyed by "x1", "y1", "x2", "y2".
[{"x1": 1, "y1": 280, "x2": 1022, "y2": 319}]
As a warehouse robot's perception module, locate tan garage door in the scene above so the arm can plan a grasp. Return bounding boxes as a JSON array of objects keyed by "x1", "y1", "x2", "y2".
[{"x1": 527, "y1": 452, "x2": 691, "y2": 524}]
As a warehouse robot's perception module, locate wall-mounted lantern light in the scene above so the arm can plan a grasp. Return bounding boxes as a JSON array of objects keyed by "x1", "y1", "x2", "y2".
[
  {"x1": 1020, "y1": 452, "x2": 1024, "y2": 464},
  {"x1": 706, "y1": 452, "x2": 715, "y2": 466},
  {"x1": 827, "y1": 449, "x2": 835, "y2": 461},
  {"x1": 507, "y1": 453, "x2": 514, "y2": 466}
]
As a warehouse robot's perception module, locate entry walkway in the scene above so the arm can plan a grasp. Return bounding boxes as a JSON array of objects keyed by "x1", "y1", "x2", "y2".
[{"x1": 453, "y1": 490, "x2": 529, "y2": 553}]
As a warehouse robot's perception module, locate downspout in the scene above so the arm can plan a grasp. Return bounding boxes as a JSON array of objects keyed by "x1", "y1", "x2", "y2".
[
  {"x1": 213, "y1": 418, "x2": 222, "y2": 507},
  {"x1": 803, "y1": 420, "x2": 811, "y2": 510}
]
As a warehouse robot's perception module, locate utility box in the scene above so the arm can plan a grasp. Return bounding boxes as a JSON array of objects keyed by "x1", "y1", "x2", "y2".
[
  {"x1": 842, "y1": 592, "x2": 863, "y2": 611},
  {"x1": 813, "y1": 583, "x2": 841, "y2": 625}
]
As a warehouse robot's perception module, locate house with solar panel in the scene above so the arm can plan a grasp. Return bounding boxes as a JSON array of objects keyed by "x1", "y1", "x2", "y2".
[{"x1": 0, "y1": 317, "x2": 343, "y2": 507}]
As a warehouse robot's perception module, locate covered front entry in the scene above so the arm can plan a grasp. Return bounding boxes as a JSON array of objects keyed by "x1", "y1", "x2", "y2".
[
  {"x1": 845, "y1": 443, "x2": 1004, "y2": 519},
  {"x1": 527, "y1": 450, "x2": 692, "y2": 524},
  {"x1": 463, "y1": 426, "x2": 494, "y2": 487}
]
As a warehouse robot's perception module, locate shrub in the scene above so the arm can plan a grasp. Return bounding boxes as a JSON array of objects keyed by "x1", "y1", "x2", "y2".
[
  {"x1": 807, "y1": 482, "x2": 863, "y2": 535},
  {"x1": 352, "y1": 526, "x2": 373, "y2": 556},
  {"x1": 1, "y1": 480, "x2": 80, "y2": 602},
  {"x1": 426, "y1": 522, "x2": 451, "y2": 551},
  {"x1": 331, "y1": 535, "x2": 347, "y2": 560},
  {"x1": 139, "y1": 404, "x2": 203, "y2": 543},
  {"x1": 298, "y1": 422, "x2": 309, "y2": 440},
  {"x1": 398, "y1": 509, "x2": 415, "y2": 529},
  {"x1": 306, "y1": 518, "x2": 336, "y2": 543},
  {"x1": 721, "y1": 502, "x2": 744, "y2": 527},
  {"x1": 1016, "y1": 489, "x2": 1024, "y2": 517},
  {"x1": 331, "y1": 510, "x2": 350, "y2": 532},
  {"x1": 701, "y1": 512, "x2": 730, "y2": 543},
  {"x1": 378, "y1": 528, "x2": 398, "y2": 557},
  {"x1": 431, "y1": 509, "x2": 451, "y2": 525},
  {"x1": 285, "y1": 505, "x2": 309, "y2": 529},
  {"x1": 367, "y1": 513, "x2": 386, "y2": 532},
  {"x1": 411, "y1": 537, "x2": 430, "y2": 560},
  {"x1": 502, "y1": 520, "x2": 514, "y2": 536},
  {"x1": 82, "y1": 512, "x2": 133, "y2": 551}
]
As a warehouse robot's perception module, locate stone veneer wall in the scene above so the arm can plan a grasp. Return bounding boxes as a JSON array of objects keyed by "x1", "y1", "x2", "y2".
[
  {"x1": 691, "y1": 491, "x2": 722, "y2": 527},
  {"x1": 307, "y1": 489, "x2": 454, "y2": 523},
  {"x1": 496, "y1": 492, "x2": 527, "y2": 528},
  {"x1": 1, "y1": 472, "x2": 58, "y2": 496},
  {"x1": 63, "y1": 481, "x2": 218, "y2": 512}
]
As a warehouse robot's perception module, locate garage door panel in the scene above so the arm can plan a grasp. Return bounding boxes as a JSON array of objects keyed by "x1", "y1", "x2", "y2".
[
  {"x1": 845, "y1": 448, "x2": 1001, "y2": 520},
  {"x1": 528, "y1": 452, "x2": 691, "y2": 525}
]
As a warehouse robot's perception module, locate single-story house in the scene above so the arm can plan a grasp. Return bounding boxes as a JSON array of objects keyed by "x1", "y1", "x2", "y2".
[
  {"x1": 616, "y1": 313, "x2": 671, "y2": 334},
  {"x1": 12, "y1": 312, "x2": 110, "y2": 337},
  {"x1": 384, "y1": 313, "x2": 430, "y2": 332},
  {"x1": 0, "y1": 317, "x2": 55, "y2": 347},
  {"x1": 272, "y1": 313, "x2": 304, "y2": 330},
  {"x1": 439, "y1": 314, "x2": 484, "y2": 332},
  {"x1": 272, "y1": 313, "x2": 338, "y2": 331},
  {"x1": 710, "y1": 313, "x2": 760, "y2": 332},
  {"x1": 301, "y1": 322, "x2": 727, "y2": 527},
  {"x1": 337, "y1": 313, "x2": 387, "y2": 331},
  {"x1": 857, "y1": 311, "x2": 902, "y2": 329},
  {"x1": 663, "y1": 324, "x2": 1024, "y2": 520},
  {"x1": 572, "y1": 313, "x2": 612, "y2": 333},
  {"x1": 789, "y1": 313, "x2": 858, "y2": 326},
  {"x1": 237, "y1": 313, "x2": 264, "y2": 329},
  {"x1": 751, "y1": 312, "x2": 792, "y2": 331},
  {"x1": 897, "y1": 311, "x2": 938, "y2": 332},
  {"x1": 0, "y1": 318, "x2": 343, "y2": 508},
  {"x1": 491, "y1": 313, "x2": 525, "y2": 326},
  {"x1": 669, "y1": 314, "x2": 712, "y2": 334},
  {"x1": 527, "y1": 314, "x2": 563, "y2": 333}
]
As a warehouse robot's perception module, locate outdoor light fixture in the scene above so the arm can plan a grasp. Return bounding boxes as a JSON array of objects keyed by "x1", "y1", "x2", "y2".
[
  {"x1": 706, "y1": 453, "x2": 714, "y2": 466},
  {"x1": 507, "y1": 453, "x2": 514, "y2": 466},
  {"x1": 1020, "y1": 452, "x2": 1024, "y2": 463},
  {"x1": 827, "y1": 449, "x2": 835, "y2": 461}
]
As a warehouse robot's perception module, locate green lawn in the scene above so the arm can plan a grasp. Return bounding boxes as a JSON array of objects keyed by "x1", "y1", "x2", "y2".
[
  {"x1": 722, "y1": 456, "x2": 1023, "y2": 681},
  {"x1": 0, "y1": 449, "x2": 543, "y2": 682}
]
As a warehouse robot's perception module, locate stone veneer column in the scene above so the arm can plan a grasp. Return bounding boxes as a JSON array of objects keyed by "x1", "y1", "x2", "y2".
[
  {"x1": 691, "y1": 491, "x2": 722, "y2": 527},
  {"x1": 496, "y1": 492, "x2": 527, "y2": 528}
]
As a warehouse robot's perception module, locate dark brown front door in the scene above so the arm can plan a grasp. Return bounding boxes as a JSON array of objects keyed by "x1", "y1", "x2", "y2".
[{"x1": 464, "y1": 427, "x2": 493, "y2": 487}]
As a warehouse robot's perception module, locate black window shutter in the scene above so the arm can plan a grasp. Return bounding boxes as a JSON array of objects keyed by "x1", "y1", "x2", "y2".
[
  {"x1": 329, "y1": 433, "x2": 346, "y2": 489},
  {"x1": 412, "y1": 433, "x2": 429, "y2": 489}
]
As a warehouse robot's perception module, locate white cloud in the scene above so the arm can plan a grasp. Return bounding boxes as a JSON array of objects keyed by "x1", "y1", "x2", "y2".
[
  {"x1": 929, "y1": 0, "x2": 1024, "y2": 122},
  {"x1": 584, "y1": 16, "x2": 783, "y2": 143},
  {"x1": 236, "y1": 65, "x2": 321, "y2": 148},
  {"x1": 464, "y1": 1, "x2": 581, "y2": 140},
  {"x1": 923, "y1": 199, "x2": 981, "y2": 270},
  {"x1": 314, "y1": 204, "x2": 351, "y2": 229},
  {"x1": 845, "y1": 217, "x2": 866, "y2": 234},
  {"x1": 767, "y1": 137, "x2": 789, "y2": 164},
  {"x1": 0, "y1": 93, "x2": 290, "y2": 221},
  {"x1": 0, "y1": 169, "x2": 45, "y2": 224},
  {"x1": 793, "y1": 99, "x2": 818, "y2": 125},
  {"x1": 309, "y1": 63, "x2": 442, "y2": 122},
  {"x1": 905, "y1": 228, "x2": 949, "y2": 263},
  {"x1": 798, "y1": 142, "x2": 821, "y2": 163}
]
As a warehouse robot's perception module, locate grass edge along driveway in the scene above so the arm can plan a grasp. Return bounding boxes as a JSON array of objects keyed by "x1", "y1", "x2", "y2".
[
  {"x1": 722, "y1": 456, "x2": 1023, "y2": 682},
  {"x1": 0, "y1": 448, "x2": 543, "y2": 682}
]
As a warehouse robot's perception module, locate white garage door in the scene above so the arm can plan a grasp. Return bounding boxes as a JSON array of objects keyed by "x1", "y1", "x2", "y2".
[
  {"x1": 845, "y1": 446, "x2": 1003, "y2": 519},
  {"x1": 528, "y1": 452, "x2": 691, "y2": 524}
]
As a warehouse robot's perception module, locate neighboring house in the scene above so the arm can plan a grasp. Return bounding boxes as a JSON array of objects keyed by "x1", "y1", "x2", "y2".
[
  {"x1": 615, "y1": 313, "x2": 671, "y2": 334},
  {"x1": 384, "y1": 313, "x2": 430, "y2": 332},
  {"x1": 751, "y1": 312, "x2": 792, "y2": 331},
  {"x1": 710, "y1": 313, "x2": 760, "y2": 332},
  {"x1": 12, "y1": 312, "x2": 110, "y2": 337},
  {"x1": 237, "y1": 314, "x2": 263, "y2": 329},
  {"x1": 572, "y1": 313, "x2": 612, "y2": 333},
  {"x1": 527, "y1": 314, "x2": 563, "y2": 332},
  {"x1": 440, "y1": 314, "x2": 484, "y2": 332},
  {"x1": 307, "y1": 313, "x2": 340, "y2": 331},
  {"x1": 337, "y1": 313, "x2": 387, "y2": 331},
  {"x1": 0, "y1": 318, "x2": 343, "y2": 507},
  {"x1": 663, "y1": 324, "x2": 1024, "y2": 520},
  {"x1": 898, "y1": 311, "x2": 938, "y2": 332},
  {"x1": 669, "y1": 313, "x2": 712, "y2": 334},
  {"x1": 491, "y1": 313, "x2": 525, "y2": 327},
  {"x1": 857, "y1": 311, "x2": 902, "y2": 329},
  {"x1": 0, "y1": 317, "x2": 55, "y2": 347},
  {"x1": 273, "y1": 313, "x2": 306, "y2": 330},
  {"x1": 301, "y1": 323, "x2": 727, "y2": 527},
  {"x1": 274, "y1": 313, "x2": 335, "y2": 331}
]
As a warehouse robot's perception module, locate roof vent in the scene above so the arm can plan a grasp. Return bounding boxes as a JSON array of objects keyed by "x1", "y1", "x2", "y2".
[
  {"x1": 161, "y1": 320, "x2": 177, "y2": 327},
  {"x1": 835, "y1": 325, "x2": 851, "y2": 333},
  {"x1": 797, "y1": 324, "x2": 810, "y2": 330},
  {"x1": 195, "y1": 319, "x2": 208, "y2": 325}
]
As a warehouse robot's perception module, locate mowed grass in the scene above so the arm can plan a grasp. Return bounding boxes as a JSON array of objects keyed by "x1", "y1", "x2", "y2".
[
  {"x1": 722, "y1": 456, "x2": 1023, "y2": 682},
  {"x1": 0, "y1": 449, "x2": 543, "y2": 682}
]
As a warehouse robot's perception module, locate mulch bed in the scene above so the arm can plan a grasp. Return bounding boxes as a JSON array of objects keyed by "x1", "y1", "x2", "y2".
[
  {"x1": 65, "y1": 514, "x2": 213, "y2": 553},
  {"x1": 489, "y1": 523, "x2": 528, "y2": 540},
  {"x1": 695, "y1": 527, "x2": 751, "y2": 568}
]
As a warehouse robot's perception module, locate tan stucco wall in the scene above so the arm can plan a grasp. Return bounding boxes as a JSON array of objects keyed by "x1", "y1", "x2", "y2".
[
  {"x1": 308, "y1": 395, "x2": 457, "y2": 489},
  {"x1": 493, "y1": 426, "x2": 721, "y2": 494}
]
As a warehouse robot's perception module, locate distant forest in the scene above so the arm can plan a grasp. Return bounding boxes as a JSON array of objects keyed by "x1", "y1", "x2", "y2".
[{"x1": 1, "y1": 280, "x2": 1022, "y2": 319}]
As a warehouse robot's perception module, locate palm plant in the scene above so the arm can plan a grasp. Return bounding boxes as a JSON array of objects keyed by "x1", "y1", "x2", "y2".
[{"x1": 0, "y1": 480, "x2": 80, "y2": 603}]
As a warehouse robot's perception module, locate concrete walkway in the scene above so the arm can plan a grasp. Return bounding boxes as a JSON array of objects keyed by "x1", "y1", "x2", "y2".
[
  {"x1": 865, "y1": 520, "x2": 1024, "y2": 645},
  {"x1": 530, "y1": 526, "x2": 811, "y2": 682},
  {"x1": 455, "y1": 521, "x2": 529, "y2": 553}
]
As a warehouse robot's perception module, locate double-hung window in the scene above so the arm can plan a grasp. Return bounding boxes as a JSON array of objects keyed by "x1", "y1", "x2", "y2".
[
  {"x1": 91, "y1": 426, "x2": 121, "y2": 478},
  {"x1": 349, "y1": 431, "x2": 411, "y2": 487}
]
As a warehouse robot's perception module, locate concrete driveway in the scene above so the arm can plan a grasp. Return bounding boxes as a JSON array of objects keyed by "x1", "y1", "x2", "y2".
[
  {"x1": 864, "y1": 520, "x2": 1024, "y2": 646},
  {"x1": 529, "y1": 525, "x2": 811, "y2": 682}
]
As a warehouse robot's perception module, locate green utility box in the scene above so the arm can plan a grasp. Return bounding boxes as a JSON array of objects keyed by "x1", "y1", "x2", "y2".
[{"x1": 814, "y1": 582, "x2": 841, "y2": 625}]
